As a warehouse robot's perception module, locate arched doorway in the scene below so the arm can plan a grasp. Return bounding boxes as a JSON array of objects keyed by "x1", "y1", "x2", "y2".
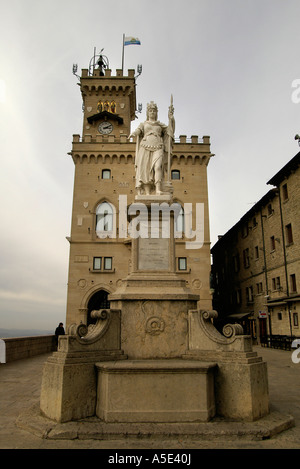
[{"x1": 87, "y1": 289, "x2": 110, "y2": 326}]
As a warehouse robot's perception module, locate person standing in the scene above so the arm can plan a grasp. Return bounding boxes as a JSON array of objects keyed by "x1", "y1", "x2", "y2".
[{"x1": 55, "y1": 322, "x2": 65, "y2": 347}]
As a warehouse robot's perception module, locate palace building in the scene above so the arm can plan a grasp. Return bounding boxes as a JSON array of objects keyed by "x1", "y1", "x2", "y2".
[
  {"x1": 211, "y1": 150, "x2": 300, "y2": 344},
  {"x1": 65, "y1": 54, "x2": 214, "y2": 328}
]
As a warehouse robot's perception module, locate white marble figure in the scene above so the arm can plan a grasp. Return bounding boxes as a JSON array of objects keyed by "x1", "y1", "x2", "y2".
[{"x1": 129, "y1": 100, "x2": 175, "y2": 195}]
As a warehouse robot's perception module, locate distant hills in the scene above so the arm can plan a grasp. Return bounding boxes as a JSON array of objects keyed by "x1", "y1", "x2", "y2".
[{"x1": 0, "y1": 328, "x2": 54, "y2": 339}]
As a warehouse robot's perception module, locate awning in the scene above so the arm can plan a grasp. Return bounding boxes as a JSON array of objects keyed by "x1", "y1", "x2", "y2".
[
  {"x1": 227, "y1": 313, "x2": 250, "y2": 319},
  {"x1": 87, "y1": 110, "x2": 123, "y2": 124},
  {"x1": 286, "y1": 297, "x2": 300, "y2": 303},
  {"x1": 265, "y1": 301, "x2": 287, "y2": 307},
  {"x1": 265, "y1": 295, "x2": 300, "y2": 307}
]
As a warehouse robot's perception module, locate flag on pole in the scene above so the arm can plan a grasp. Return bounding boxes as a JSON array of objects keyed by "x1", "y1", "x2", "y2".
[
  {"x1": 122, "y1": 34, "x2": 141, "y2": 73},
  {"x1": 124, "y1": 36, "x2": 141, "y2": 46}
]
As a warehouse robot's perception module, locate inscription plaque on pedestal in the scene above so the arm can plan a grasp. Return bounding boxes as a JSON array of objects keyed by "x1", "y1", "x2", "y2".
[{"x1": 138, "y1": 237, "x2": 169, "y2": 271}]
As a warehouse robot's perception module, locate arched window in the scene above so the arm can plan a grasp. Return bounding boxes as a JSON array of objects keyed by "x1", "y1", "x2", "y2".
[
  {"x1": 96, "y1": 201, "x2": 115, "y2": 237},
  {"x1": 171, "y1": 169, "x2": 180, "y2": 180},
  {"x1": 87, "y1": 290, "x2": 110, "y2": 326},
  {"x1": 102, "y1": 169, "x2": 111, "y2": 179}
]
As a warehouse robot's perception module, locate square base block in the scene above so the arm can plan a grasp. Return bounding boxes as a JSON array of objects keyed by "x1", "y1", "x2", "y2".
[{"x1": 95, "y1": 360, "x2": 216, "y2": 423}]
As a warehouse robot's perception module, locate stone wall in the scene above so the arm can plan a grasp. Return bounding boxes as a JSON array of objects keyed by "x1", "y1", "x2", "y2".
[{"x1": 0, "y1": 335, "x2": 56, "y2": 363}]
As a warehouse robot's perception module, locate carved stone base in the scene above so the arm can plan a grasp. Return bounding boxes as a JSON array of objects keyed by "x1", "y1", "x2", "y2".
[
  {"x1": 39, "y1": 307, "x2": 270, "y2": 424},
  {"x1": 108, "y1": 298, "x2": 198, "y2": 359},
  {"x1": 95, "y1": 359, "x2": 216, "y2": 423}
]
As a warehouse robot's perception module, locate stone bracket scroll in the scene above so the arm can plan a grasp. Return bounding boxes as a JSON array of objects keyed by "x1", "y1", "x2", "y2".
[
  {"x1": 187, "y1": 309, "x2": 252, "y2": 353},
  {"x1": 68, "y1": 309, "x2": 112, "y2": 345}
]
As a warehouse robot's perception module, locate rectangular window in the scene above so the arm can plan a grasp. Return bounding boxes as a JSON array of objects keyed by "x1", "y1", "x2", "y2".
[
  {"x1": 246, "y1": 286, "x2": 253, "y2": 303},
  {"x1": 293, "y1": 313, "x2": 299, "y2": 327},
  {"x1": 267, "y1": 204, "x2": 273, "y2": 216},
  {"x1": 278, "y1": 312, "x2": 282, "y2": 321},
  {"x1": 241, "y1": 223, "x2": 249, "y2": 238},
  {"x1": 243, "y1": 248, "x2": 250, "y2": 268},
  {"x1": 256, "y1": 282, "x2": 263, "y2": 294},
  {"x1": 178, "y1": 257, "x2": 187, "y2": 270},
  {"x1": 102, "y1": 169, "x2": 111, "y2": 179},
  {"x1": 233, "y1": 254, "x2": 240, "y2": 272},
  {"x1": 290, "y1": 274, "x2": 297, "y2": 293},
  {"x1": 93, "y1": 256, "x2": 113, "y2": 271},
  {"x1": 104, "y1": 257, "x2": 112, "y2": 270},
  {"x1": 171, "y1": 170, "x2": 180, "y2": 180},
  {"x1": 276, "y1": 277, "x2": 281, "y2": 290},
  {"x1": 93, "y1": 257, "x2": 102, "y2": 270},
  {"x1": 286, "y1": 223, "x2": 293, "y2": 245},
  {"x1": 282, "y1": 183, "x2": 288, "y2": 201},
  {"x1": 272, "y1": 277, "x2": 281, "y2": 290},
  {"x1": 254, "y1": 246, "x2": 259, "y2": 259},
  {"x1": 270, "y1": 236, "x2": 275, "y2": 251}
]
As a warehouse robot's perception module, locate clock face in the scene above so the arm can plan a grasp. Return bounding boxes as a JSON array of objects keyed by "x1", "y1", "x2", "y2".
[{"x1": 98, "y1": 122, "x2": 113, "y2": 134}]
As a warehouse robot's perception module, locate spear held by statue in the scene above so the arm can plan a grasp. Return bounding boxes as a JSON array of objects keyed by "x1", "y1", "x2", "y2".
[{"x1": 167, "y1": 94, "x2": 175, "y2": 184}]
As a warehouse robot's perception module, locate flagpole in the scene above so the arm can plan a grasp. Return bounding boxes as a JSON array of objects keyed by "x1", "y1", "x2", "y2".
[{"x1": 121, "y1": 33, "x2": 125, "y2": 74}]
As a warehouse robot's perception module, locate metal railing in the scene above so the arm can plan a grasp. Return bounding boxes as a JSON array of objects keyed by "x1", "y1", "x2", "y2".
[{"x1": 260, "y1": 334, "x2": 300, "y2": 351}]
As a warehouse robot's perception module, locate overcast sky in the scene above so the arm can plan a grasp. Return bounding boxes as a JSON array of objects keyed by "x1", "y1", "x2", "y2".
[{"x1": 0, "y1": 0, "x2": 299, "y2": 331}]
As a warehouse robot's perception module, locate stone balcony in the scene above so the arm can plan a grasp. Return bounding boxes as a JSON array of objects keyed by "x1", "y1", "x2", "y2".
[{"x1": 0, "y1": 335, "x2": 56, "y2": 363}]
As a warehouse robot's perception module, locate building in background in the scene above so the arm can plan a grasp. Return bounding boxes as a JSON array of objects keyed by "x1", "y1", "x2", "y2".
[
  {"x1": 211, "y1": 151, "x2": 300, "y2": 344},
  {"x1": 65, "y1": 53, "x2": 214, "y2": 328}
]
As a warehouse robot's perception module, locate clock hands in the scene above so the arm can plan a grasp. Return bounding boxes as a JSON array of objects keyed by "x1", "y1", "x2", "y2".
[{"x1": 98, "y1": 122, "x2": 113, "y2": 134}]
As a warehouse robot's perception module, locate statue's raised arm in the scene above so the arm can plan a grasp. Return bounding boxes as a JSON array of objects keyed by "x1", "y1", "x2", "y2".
[
  {"x1": 166, "y1": 95, "x2": 175, "y2": 184},
  {"x1": 168, "y1": 94, "x2": 175, "y2": 137}
]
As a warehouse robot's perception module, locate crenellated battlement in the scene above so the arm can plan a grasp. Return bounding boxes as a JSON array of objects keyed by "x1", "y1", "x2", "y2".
[
  {"x1": 176, "y1": 135, "x2": 210, "y2": 145},
  {"x1": 72, "y1": 134, "x2": 210, "y2": 145},
  {"x1": 80, "y1": 69, "x2": 136, "y2": 96},
  {"x1": 81, "y1": 68, "x2": 136, "y2": 79},
  {"x1": 71, "y1": 133, "x2": 212, "y2": 166}
]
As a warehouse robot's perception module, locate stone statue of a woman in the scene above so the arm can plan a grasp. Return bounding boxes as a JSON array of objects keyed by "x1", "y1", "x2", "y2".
[{"x1": 129, "y1": 100, "x2": 175, "y2": 195}]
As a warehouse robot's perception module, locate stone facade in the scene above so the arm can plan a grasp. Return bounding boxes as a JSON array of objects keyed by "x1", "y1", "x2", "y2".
[
  {"x1": 65, "y1": 67, "x2": 213, "y2": 329},
  {"x1": 211, "y1": 151, "x2": 300, "y2": 342}
]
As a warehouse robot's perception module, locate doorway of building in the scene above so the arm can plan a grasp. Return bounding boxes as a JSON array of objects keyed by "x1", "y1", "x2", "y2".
[
  {"x1": 87, "y1": 289, "x2": 110, "y2": 325},
  {"x1": 259, "y1": 318, "x2": 268, "y2": 343}
]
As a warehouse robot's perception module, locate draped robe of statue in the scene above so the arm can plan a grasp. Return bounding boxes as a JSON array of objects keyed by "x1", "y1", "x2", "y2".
[{"x1": 132, "y1": 111, "x2": 175, "y2": 194}]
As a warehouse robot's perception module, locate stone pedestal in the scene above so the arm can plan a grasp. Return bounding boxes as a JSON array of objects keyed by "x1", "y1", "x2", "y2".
[
  {"x1": 111, "y1": 298, "x2": 197, "y2": 359},
  {"x1": 40, "y1": 194, "x2": 270, "y2": 426},
  {"x1": 96, "y1": 360, "x2": 216, "y2": 423},
  {"x1": 109, "y1": 195, "x2": 199, "y2": 359}
]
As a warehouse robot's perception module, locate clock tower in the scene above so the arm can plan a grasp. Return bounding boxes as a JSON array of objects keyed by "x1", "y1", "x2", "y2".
[
  {"x1": 80, "y1": 56, "x2": 136, "y2": 139},
  {"x1": 66, "y1": 52, "x2": 139, "y2": 328},
  {"x1": 66, "y1": 50, "x2": 213, "y2": 329}
]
